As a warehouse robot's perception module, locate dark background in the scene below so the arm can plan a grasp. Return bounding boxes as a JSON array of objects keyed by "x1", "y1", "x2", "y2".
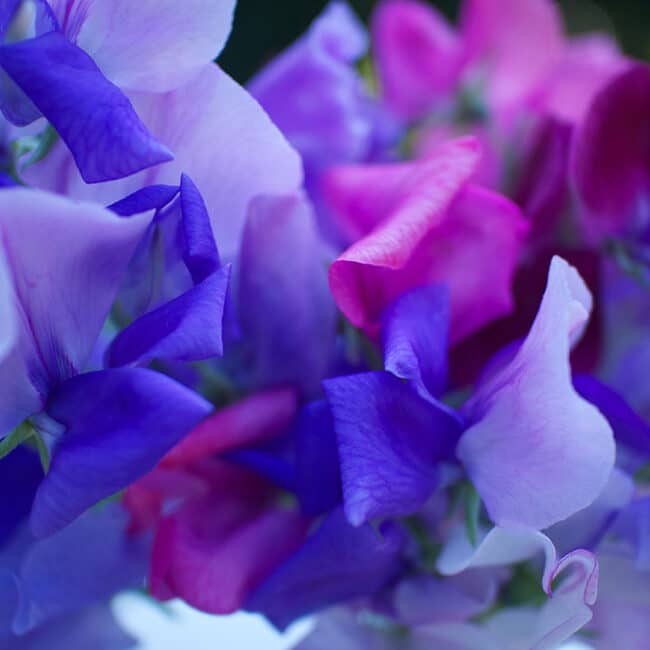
[{"x1": 220, "y1": 0, "x2": 649, "y2": 84}]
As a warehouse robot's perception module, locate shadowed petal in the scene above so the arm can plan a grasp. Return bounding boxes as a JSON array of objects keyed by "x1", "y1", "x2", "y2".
[{"x1": 246, "y1": 509, "x2": 405, "y2": 629}]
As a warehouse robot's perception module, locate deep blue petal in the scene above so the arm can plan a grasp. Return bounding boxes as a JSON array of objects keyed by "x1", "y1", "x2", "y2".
[
  {"x1": 7, "y1": 605, "x2": 136, "y2": 650},
  {"x1": 246, "y1": 508, "x2": 405, "y2": 629},
  {"x1": 382, "y1": 284, "x2": 449, "y2": 400},
  {"x1": 31, "y1": 368, "x2": 211, "y2": 537},
  {"x1": 108, "y1": 184, "x2": 179, "y2": 217},
  {"x1": 0, "y1": 447, "x2": 42, "y2": 546},
  {"x1": 106, "y1": 265, "x2": 230, "y2": 367},
  {"x1": 179, "y1": 174, "x2": 221, "y2": 283},
  {"x1": 324, "y1": 371, "x2": 462, "y2": 526},
  {"x1": 11, "y1": 504, "x2": 147, "y2": 635},
  {"x1": 0, "y1": 32, "x2": 172, "y2": 181},
  {"x1": 294, "y1": 401, "x2": 342, "y2": 516}
]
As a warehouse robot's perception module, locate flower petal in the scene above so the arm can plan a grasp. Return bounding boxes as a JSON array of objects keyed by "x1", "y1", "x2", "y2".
[
  {"x1": 150, "y1": 469, "x2": 308, "y2": 614},
  {"x1": 461, "y1": 0, "x2": 564, "y2": 108},
  {"x1": 238, "y1": 194, "x2": 336, "y2": 394},
  {"x1": 0, "y1": 32, "x2": 173, "y2": 182},
  {"x1": 457, "y1": 256, "x2": 615, "y2": 529},
  {"x1": 382, "y1": 284, "x2": 449, "y2": 399},
  {"x1": 161, "y1": 388, "x2": 298, "y2": 470},
  {"x1": 371, "y1": 0, "x2": 463, "y2": 120},
  {"x1": 246, "y1": 509, "x2": 405, "y2": 629},
  {"x1": 572, "y1": 63, "x2": 650, "y2": 240},
  {"x1": 31, "y1": 368, "x2": 212, "y2": 537},
  {"x1": 250, "y1": 1, "x2": 376, "y2": 172},
  {"x1": 0, "y1": 188, "x2": 149, "y2": 437},
  {"x1": 324, "y1": 371, "x2": 461, "y2": 526},
  {"x1": 63, "y1": 0, "x2": 236, "y2": 92},
  {"x1": 327, "y1": 136, "x2": 526, "y2": 341}
]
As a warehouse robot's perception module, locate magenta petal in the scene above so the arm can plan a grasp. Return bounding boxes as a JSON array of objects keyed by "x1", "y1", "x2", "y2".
[
  {"x1": 536, "y1": 34, "x2": 627, "y2": 124},
  {"x1": 457, "y1": 257, "x2": 615, "y2": 529},
  {"x1": 572, "y1": 63, "x2": 650, "y2": 240},
  {"x1": 371, "y1": 0, "x2": 463, "y2": 120},
  {"x1": 150, "y1": 477, "x2": 308, "y2": 614},
  {"x1": 327, "y1": 138, "x2": 527, "y2": 341}
]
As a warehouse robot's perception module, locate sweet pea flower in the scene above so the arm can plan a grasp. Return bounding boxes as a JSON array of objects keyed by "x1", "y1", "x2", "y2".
[
  {"x1": 325, "y1": 137, "x2": 528, "y2": 343},
  {"x1": 324, "y1": 256, "x2": 614, "y2": 530},
  {"x1": 0, "y1": 186, "x2": 230, "y2": 537},
  {"x1": 0, "y1": 0, "x2": 235, "y2": 182},
  {"x1": 22, "y1": 2, "x2": 303, "y2": 260}
]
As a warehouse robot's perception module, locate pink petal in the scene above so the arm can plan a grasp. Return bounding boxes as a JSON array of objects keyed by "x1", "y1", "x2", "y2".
[
  {"x1": 326, "y1": 138, "x2": 527, "y2": 342},
  {"x1": 461, "y1": 0, "x2": 565, "y2": 109},
  {"x1": 161, "y1": 388, "x2": 298, "y2": 469},
  {"x1": 535, "y1": 34, "x2": 628, "y2": 124},
  {"x1": 371, "y1": 0, "x2": 463, "y2": 120},
  {"x1": 150, "y1": 477, "x2": 308, "y2": 613}
]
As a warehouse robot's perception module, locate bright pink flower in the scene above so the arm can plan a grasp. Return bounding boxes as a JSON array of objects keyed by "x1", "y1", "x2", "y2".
[{"x1": 325, "y1": 138, "x2": 528, "y2": 342}]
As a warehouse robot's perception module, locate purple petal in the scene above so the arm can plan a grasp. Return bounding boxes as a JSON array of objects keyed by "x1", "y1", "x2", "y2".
[
  {"x1": 250, "y1": 2, "x2": 376, "y2": 173},
  {"x1": 0, "y1": 0, "x2": 57, "y2": 125},
  {"x1": 108, "y1": 184, "x2": 180, "y2": 217},
  {"x1": 6, "y1": 605, "x2": 136, "y2": 650},
  {"x1": 0, "y1": 31, "x2": 173, "y2": 182},
  {"x1": 574, "y1": 374, "x2": 650, "y2": 456},
  {"x1": 382, "y1": 284, "x2": 449, "y2": 400},
  {"x1": 26, "y1": 65, "x2": 303, "y2": 260},
  {"x1": 457, "y1": 256, "x2": 615, "y2": 530},
  {"x1": 178, "y1": 174, "x2": 221, "y2": 283},
  {"x1": 245, "y1": 509, "x2": 405, "y2": 629},
  {"x1": 238, "y1": 194, "x2": 336, "y2": 394},
  {"x1": 324, "y1": 371, "x2": 462, "y2": 526},
  {"x1": 393, "y1": 571, "x2": 501, "y2": 625},
  {"x1": 10, "y1": 504, "x2": 147, "y2": 634},
  {"x1": 63, "y1": 0, "x2": 236, "y2": 92},
  {"x1": 0, "y1": 189, "x2": 149, "y2": 437},
  {"x1": 438, "y1": 524, "x2": 599, "y2": 647},
  {"x1": 31, "y1": 368, "x2": 211, "y2": 537}
]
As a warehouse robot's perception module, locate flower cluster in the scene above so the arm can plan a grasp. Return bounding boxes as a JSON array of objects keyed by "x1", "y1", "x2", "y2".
[{"x1": 0, "y1": 0, "x2": 649, "y2": 648}]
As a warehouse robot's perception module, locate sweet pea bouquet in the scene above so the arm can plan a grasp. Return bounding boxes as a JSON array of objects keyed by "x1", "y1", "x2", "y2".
[{"x1": 0, "y1": 1, "x2": 648, "y2": 648}]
